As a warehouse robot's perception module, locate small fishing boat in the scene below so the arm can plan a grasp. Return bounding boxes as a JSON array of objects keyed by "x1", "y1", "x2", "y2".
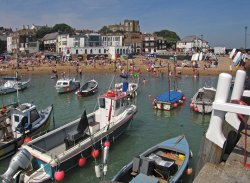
[
  {"x1": 1, "y1": 90, "x2": 137, "y2": 183},
  {"x1": 75, "y1": 79, "x2": 98, "y2": 97},
  {"x1": 112, "y1": 135, "x2": 190, "y2": 183},
  {"x1": 0, "y1": 103, "x2": 53, "y2": 160},
  {"x1": 190, "y1": 86, "x2": 216, "y2": 113},
  {"x1": 153, "y1": 62, "x2": 186, "y2": 111},
  {"x1": 0, "y1": 77, "x2": 30, "y2": 95},
  {"x1": 153, "y1": 90, "x2": 185, "y2": 110},
  {"x1": 115, "y1": 74, "x2": 139, "y2": 98},
  {"x1": 55, "y1": 78, "x2": 80, "y2": 94}
]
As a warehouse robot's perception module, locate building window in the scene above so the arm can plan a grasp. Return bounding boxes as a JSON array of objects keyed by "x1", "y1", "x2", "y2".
[
  {"x1": 99, "y1": 49, "x2": 101, "y2": 53},
  {"x1": 85, "y1": 49, "x2": 87, "y2": 54},
  {"x1": 90, "y1": 49, "x2": 92, "y2": 54},
  {"x1": 104, "y1": 49, "x2": 106, "y2": 53}
]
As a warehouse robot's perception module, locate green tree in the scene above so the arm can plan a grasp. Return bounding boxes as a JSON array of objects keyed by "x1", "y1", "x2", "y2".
[
  {"x1": 154, "y1": 29, "x2": 180, "y2": 42},
  {"x1": 52, "y1": 23, "x2": 74, "y2": 34},
  {"x1": 0, "y1": 40, "x2": 6, "y2": 53},
  {"x1": 98, "y1": 26, "x2": 113, "y2": 34},
  {"x1": 36, "y1": 26, "x2": 53, "y2": 39}
]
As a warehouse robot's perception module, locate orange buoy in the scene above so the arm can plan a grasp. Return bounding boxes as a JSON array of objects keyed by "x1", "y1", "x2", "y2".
[
  {"x1": 194, "y1": 107, "x2": 198, "y2": 112},
  {"x1": 54, "y1": 170, "x2": 65, "y2": 181},
  {"x1": 182, "y1": 96, "x2": 186, "y2": 100},
  {"x1": 78, "y1": 157, "x2": 86, "y2": 167},
  {"x1": 179, "y1": 100, "x2": 183, "y2": 104},
  {"x1": 66, "y1": 87, "x2": 70, "y2": 92},
  {"x1": 186, "y1": 167, "x2": 193, "y2": 175},
  {"x1": 190, "y1": 103, "x2": 194, "y2": 108},
  {"x1": 173, "y1": 103, "x2": 178, "y2": 108},
  {"x1": 1, "y1": 104, "x2": 5, "y2": 113},
  {"x1": 24, "y1": 137, "x2": 31, "y2": 143},
  {"x1": 91, "y1": 149, "x2": 99, "y2": 159},
  {"x1": 104, "y1": 140, "x2": 111, "y2": 148},
  {"x1": 148, "y1": 94, "x2": 152, "y2": 100}
]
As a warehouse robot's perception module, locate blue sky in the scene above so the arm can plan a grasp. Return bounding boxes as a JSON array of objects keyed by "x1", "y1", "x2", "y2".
[{"x1": 0, "y1": 0, "x2": 249, "y2": 49}]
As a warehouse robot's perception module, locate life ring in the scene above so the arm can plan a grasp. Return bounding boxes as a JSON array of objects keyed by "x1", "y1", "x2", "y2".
[{"x1": 107, "y1": 91, "x2": 116, "y2": 97}]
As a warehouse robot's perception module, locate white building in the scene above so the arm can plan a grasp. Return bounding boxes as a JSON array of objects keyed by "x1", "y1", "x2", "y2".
[
  {"x1": 56, "y1": 33, "x2": 130, "y2": 59},
  {"x1": 7, "y1": 36, "x2": 12, "y2": 53},
  {"x1": 102, "y1": 35, "x2": 123, "y2": 47},
  {"x1": 176, "y1": 35, "x2": 209, "y2": 52},
  {"x1": 214, "y1": 47, "x2": 226, "y2": 55}
]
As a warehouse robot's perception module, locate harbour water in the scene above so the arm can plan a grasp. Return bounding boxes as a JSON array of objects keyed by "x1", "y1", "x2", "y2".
[{"x1": 0, "y1": 72, "x2": 218, "y2": 182}]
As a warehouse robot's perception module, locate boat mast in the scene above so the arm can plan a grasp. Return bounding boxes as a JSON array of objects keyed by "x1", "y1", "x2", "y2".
[
  {"x1": 16, "y1": 46, "x2": 19, "y2": 104},
  {"x1": 173, "y1": 55, "x2": 177, "y2": 90},
  {"x1": 168, "y1": 63, "x2": 170, "y2": 100}
]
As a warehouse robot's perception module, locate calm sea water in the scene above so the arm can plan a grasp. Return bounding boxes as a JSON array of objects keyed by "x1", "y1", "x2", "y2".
[{"x1": 0, "y1": 72, "x2": 218, "y2": 182}]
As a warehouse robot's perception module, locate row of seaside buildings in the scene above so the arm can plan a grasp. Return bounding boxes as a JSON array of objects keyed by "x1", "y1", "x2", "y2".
[{"x1": 0, "y1": 20, "x2": 209, "y2": 60}]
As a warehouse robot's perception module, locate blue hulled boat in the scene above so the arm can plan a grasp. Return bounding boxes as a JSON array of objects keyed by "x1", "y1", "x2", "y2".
[{"x1": 112, "y1": 135, "x2": 190, "y2": 183}]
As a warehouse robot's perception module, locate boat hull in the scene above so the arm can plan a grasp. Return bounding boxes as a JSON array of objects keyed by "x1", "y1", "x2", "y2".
[
  {"x1": 0, "y1": 80, "x2": 30, "y2": 95},
  {"x1": 76, "y1": 88, "x2": 97, "y2": 97},
  {"x1": 112, "y1": 135, "x2": 190, "y2": 183},
  {"x1": 194, "y1": 103, "x2": 213, "y2": 113},
  {"x1": 56, "y1": 84, "x2": 80, "y2": 94},
  {"x1": 153, "y1": 90, "x2": 184, "y2": 111},
  {"x1": 192, "y1": 87, "x2": 216, "y2": 114},
  {"x1": 0, "y1": 106, "x2": 53, "y2": 160},
  {"x1": 22, "y1": 108, "x2": 136, "y2": 182}
]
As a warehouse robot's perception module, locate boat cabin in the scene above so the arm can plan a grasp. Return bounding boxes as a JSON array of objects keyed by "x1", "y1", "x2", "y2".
[
  {"x1": 11, "y1": 103, "x2": 42, "y2": 133},
  {"x1": 55, "y1": 79, "x2": 72, "y2": 88},
  {"x1": 97, "y1": 91, "x2": 130, "y2": 129}
]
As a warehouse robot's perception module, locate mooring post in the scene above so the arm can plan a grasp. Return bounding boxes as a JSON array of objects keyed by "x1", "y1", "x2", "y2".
[
  {"x1": 206, "y1": 73, "x2": 232, "y2": 147},
  {"x1": 195, "y1": 73, "x2": 232, "y2": 176},
  {"x1": 225, "y1": 70, "x2": 246, "y2": 130}
]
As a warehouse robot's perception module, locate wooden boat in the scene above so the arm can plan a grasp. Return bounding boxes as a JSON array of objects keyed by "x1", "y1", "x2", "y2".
[
  {"x1": 75, "y1": 79, "x2": 98, "y2": 97},
  {"x1": 55, "y1": 78, "x2": 80, "y2": 94},
  {"x1": 191, "y1": 86, "x2": 216, "y2": 113},
  {"x1": 1, "y1": 90, "x2": 137, "y2": 182},
  {"x1": 0, "y1": 103, "x2": 53, "y2": 160},
  {"x1": 112, "y1": 135, "x2": 190, "y2": 183},
  {"x1": 0, "y1": 78, "x2": 30, "y2": 95}
]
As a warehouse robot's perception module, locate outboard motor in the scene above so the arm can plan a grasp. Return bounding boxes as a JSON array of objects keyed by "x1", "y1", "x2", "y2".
[{"x1": 1, "y1": 149, "x2": 32, "y2": 183}]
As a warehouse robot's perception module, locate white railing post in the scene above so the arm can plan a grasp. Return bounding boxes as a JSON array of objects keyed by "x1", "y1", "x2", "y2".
[
  {"x1": 206, "y1": 73, "x2": 232, "y2": 148},
  {"x1": 225, "y1": 70, "x2": 246, "y2": 130}
]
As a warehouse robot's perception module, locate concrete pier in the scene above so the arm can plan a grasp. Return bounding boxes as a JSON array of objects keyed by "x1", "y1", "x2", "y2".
[
  {"x1": 194, "y1": 71, "x2": 250, "y2": 182},
  {"x1": 194, "y1": 122, "x2": 250, "y2": 182}
]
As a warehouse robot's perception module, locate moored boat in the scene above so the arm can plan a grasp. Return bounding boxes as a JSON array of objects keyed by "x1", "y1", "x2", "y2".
[
  {"x1": 0, "y1": 103, "x2": 53, "y2": 160},
  {"x1": 190, "y1": 86, "x2": 216, "y2": 113},
  {"x1": 55, "y1": 78, "x2": 80, "y2": 94},
  {"x1": 75, "y1": 79, "x2": 98, "y2": 97},
  {"x1": 112, "y1": 135, "x2": 190, "y2": 183},
  {"x1": 153, "y1": 62, "x2": 185, "y2": 110},
  {"x1": 0, "y1": 78, "x2": 30, "y2": 95},
  {"x1": 115, "y1": 74, "x2": 139, "y2": 98},
  {"x1": 1, "y1": 90, "x2": 137, "y2": 183},
  {"x1": 153, "y1": 90, "x2": 185, "y2": 110}
]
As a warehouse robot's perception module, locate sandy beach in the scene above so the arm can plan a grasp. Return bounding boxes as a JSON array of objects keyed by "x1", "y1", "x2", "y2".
[{"x1": 0, "y1": 55, "x2": 237, "y2": 77}]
